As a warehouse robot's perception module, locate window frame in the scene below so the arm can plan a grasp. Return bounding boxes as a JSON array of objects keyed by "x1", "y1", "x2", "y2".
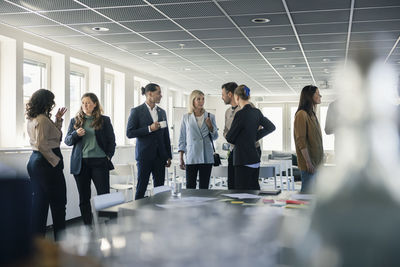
[{"x1": 104, "y1": 72, "x2": 115, "y2": 123}]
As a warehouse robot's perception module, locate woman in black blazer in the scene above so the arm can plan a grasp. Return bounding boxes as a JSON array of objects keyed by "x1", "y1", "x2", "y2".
[
  {"x1": 65, "y1": 93, "x2": 116, "y2": 225},
  {"x1": 226, "y1": 85, "x2": 275, "y2": 190}
]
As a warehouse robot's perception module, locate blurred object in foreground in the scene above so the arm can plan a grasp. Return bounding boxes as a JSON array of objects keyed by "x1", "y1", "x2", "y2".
[{"x1": 295, "y1": 49, "x2": 400, "y2": 266}]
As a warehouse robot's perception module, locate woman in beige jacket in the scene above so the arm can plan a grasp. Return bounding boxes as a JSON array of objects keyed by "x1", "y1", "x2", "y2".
[{"x1": 294, "y1": 85, "x2": 323, "y2": 193}]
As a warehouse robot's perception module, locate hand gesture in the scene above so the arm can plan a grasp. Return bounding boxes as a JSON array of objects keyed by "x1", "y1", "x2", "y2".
[
  {"x1": 306, "y1": 161, "x2": 315, "y2": 174},
  {"x1": 76, "y1": 128, "x2": 86, "y2": 137},
  {"x1": 179, "y1": 158, "x2": 186, "y2": 170},
  {"x1": 205, "y1": 117, "x2": 213, "y2": 131},
  {"x1": 165, "y1": 158, "x2": 171, "y2": 168},
  {"x1": 55, "y1": 107, "x2": 67, "y2": 121},
  {"x1": 150, "y1": 121, "x2": 161, "y2": 132}
]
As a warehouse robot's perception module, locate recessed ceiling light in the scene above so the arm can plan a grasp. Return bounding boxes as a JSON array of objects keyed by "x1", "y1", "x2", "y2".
[
  {"x1": 224, "y1": 71, "x2": 229, "y2": 74},
  {"x1": 322, "y1": 58, "x2": 331, "y2": 62},
  {"x1": 272, "y1": 47, "x2": 286, "y2": 51},
  {"x1": 145, "y1": 52, "x2": 159, "y2": 55},
  {"x1": 323, "y1": 68, "x2": 330, "y2": 73},
  {"x1": 284, "y1": 64, "x2": 296, "y2": 68},
  {"x1": 184, "y1": 67, "x2": 191, "y2": 71},
  {"x1": 208, "y1": 79, "x2": 214, "y2": 82},
  {"x1": 179, "y1": 43, "x2": 185, "y2": 49},
  {"x1": 91, "y1": 27, "x2": 109, "y2": 32},
  {"x1": 251, "y1": 18, "x2": 271, "y2": 23}
]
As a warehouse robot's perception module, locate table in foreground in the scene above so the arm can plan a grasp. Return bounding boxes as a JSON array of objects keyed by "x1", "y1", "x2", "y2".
[{"x1": 62, "y1": 189, "x2": 310, "y2": 267}]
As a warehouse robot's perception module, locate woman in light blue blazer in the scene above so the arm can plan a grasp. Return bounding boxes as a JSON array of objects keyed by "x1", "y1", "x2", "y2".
[{"x1": 178, "y1": 90, "x2": 218, "y2": 189}]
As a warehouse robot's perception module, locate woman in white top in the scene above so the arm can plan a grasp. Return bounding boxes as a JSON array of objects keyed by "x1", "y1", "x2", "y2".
[{"x1": 178, "y1": 90, "x2": 218, "y2": 189}]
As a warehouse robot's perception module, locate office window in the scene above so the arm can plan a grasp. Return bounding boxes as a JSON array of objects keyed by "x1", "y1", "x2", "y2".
[
  {"x1": 23, "y1": 59, "x2": 48, "y2": 106},
  {"x1": 104, "y1": 74, "x2": 114, "y2": 123},
  {"x1": 262, "y1": 106, "x2": 283, "y2": 151},
  {"x1": 319, "y1": 105, "x2": 335, "y2": 151},
  {"x1": 70, "y1": 64, "x2": 88, "y2": 116},
  {"x1": 23, "y1": 52, "x2": 50, "y2": 145}
]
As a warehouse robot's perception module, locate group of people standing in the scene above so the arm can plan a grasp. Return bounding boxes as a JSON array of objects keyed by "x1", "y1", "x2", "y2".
[{"x1": 25, "y1": 82, "x2": 324, "y2": 240}]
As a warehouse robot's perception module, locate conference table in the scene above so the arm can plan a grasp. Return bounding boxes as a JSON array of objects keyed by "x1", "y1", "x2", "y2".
[{"x1": 62, "y1": 189, "x2": 311, "y2": 267}]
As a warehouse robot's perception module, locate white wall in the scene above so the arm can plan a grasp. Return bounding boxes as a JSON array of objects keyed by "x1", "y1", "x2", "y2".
[{"x1": 0, "y1": 23, "x2": 186, "y2": 148}]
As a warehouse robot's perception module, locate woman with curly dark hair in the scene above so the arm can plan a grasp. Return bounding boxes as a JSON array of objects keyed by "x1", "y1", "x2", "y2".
[
  {"x1": 26, "y1": 89, "x2": 67, "y2": 240},
  {"x1": 65, "y1": 92, "x2": 115, "y2": 225}
]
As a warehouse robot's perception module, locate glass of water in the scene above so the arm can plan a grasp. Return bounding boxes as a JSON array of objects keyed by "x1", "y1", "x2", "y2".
[{"x1": 171, "y1": 181, "x2": 182, "y2": 197}]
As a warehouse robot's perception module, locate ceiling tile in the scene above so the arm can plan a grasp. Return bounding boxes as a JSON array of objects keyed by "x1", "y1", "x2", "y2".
[
  {"x1": 299, "y1": 33, "x2": 347, "y2": 43},
  {"x1": 69, "y1": 23, "x2": 130, "y2": 35},
  {"x1": 141, "y1": 30, "x2": 193, "y2": 41},
  {"x1": 353, "y1": 6, "x2": 400, "y2": 21},
  {"x1": 286, "y1": 0, "x2": 352, "y2": 12},
  {"x1": 20, "y1": 25, "x2": 79, "y2": 36},
  {"x1": 0, "y1": 13, "x2": 56, "y2": 26},
  {"x1": 44, "y1": 9, "x2": 110, "y2": 24},
  {"x1": 243, "y1": 25, "x2": 294, "y2": 37},
  {"x1": 174, "y1": 17, "x2": 233, "y2": 30},
  {"x1": 98, "y1": 6, "x2": 165, "y2": 21},
  {"x1": 218, "y1": 0, "x2": 285, "y2": 15},
  {"x1": 115, "y1": 42, "x2": 163, "y2": 51},
  {"x1": 156, "y1": 40, "x2": 206, "y2": 49},
  {"x1": 352, "y1": 21, "x2": 400, "y2": 32},
  {"x1": 191, "y1": 28, "x2": 243, "y2": 39},
  {"x1": 156, "y1": 2, "x2": 223, "y2": 18},
  {"x1": 355, "y1": 0, "x2": 400, "y2": 8},
  {"x1": 11, "y1": 0, "x2": 84, "y2": 11},
  {"x1": 292, "y1": 10, "x2": 350, "y2": 24},
  {"x1": 203, "y1": 38, "x2": 252, "y2": 47},
  {"x1": 78, "y1": 0, "x2": 144, "y2": 8},
  {"x1": 123, "y1": 20, "x2": 180, "y2": 32},
  {"x1": 0, "y1": 1, "x2": 28, "y2": 13},
  {"x1": 95, "y1": 33, "x2": 150, "y2": 43},
  {"x1": 49, "y1": 35, "x2": 102, "y2": 45},
  {"x1": 296, "y1": 23, "x2": 348, "y2": 35},
  {"x1": 231, "y1": 13, "x2": 290, "y2": 27}
]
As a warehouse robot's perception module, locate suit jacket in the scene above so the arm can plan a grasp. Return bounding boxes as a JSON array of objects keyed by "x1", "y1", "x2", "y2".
[
  {"x1": 178, "y1": 111, "x2": 218, "y2": 164},
  {"x1": 65, "y1": 115, "x2": 116, "y2": 175},
  {"x1": 226, "y1": 104, "x2": 275, "y2": 166},
  {"x1": 126, "y1": 103, "x2": 172, "y2": 162}
]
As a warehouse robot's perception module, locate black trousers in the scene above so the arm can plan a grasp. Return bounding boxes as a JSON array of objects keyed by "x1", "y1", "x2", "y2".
[
  {"x1": 234, "y1": 165, "x2": 260, "y2": 190},
  {"x1": 228, "y1": 147, "x2": 261, "y2": 190},
  {"x1": 27, "y1": 148, "x2": 66, "y2": 241},
  {"x1": 227, "y1": 151, "x2": 235, "y2": 190},
  {"x1": 186, "y1": 164, "x2": 212, "y2": 189},
  {"x1": 136, "y1": 157, "x2": 165, "y2": 200},
  {"x1": 74, "y1": 157, "x2": 110, "y2": 225}
]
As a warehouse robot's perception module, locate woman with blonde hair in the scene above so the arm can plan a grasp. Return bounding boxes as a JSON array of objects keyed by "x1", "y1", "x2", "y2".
[
  {"x1": 226, "y1": 85, "x2": 275, "y2": 190},
  {"x1": 178, "y1": 90, "x2": 218, "y2": 189},
  {"x1": 65, "y1": 92, "x2": 115, "y2": 225}
]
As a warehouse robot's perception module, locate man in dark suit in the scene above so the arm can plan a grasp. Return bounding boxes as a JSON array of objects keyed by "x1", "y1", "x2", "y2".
[{"x1": 127, "y1": 83, "x2": 172, "y2": 199}]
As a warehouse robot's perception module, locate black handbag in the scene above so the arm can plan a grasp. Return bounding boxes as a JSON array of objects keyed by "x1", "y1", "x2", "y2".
[{"x1": 207, "y1": 113, "x2": 221, "y2": 167}]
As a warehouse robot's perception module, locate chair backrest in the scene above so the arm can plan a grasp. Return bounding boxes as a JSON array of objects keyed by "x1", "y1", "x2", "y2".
[
  {"x1": 153, "y1": 185, "x2": 171, "y2": 195},
  {"x1": 210, "y1": 166, "x2": 228, "y2": 177},
  {"x1": 91, "y1": 192, "x2": 125, "y2": 211},
  {"x1": 259, "y1": 166, "x2": 276, "y2": 178},
  {"x1": 110, "y1": 164, "x2": 134, "y2": 176},
  {"x1": 110, "y1": 163, "x2": 135, "y2": 185}
]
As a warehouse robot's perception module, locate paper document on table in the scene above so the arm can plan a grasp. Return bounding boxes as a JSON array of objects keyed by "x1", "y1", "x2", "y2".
[
  {"x1": 290, "y1": 194, "x2": 314, "y2": 201},
  {"x1": 156, "y1": 197, "x2": 217, "y2": 209},
  {"x1": 169, "y1": 196, "x2": 217, "y2": 202},
  {"x1": 222, "y1": 193, "x2": 261, "y2": 199}
]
